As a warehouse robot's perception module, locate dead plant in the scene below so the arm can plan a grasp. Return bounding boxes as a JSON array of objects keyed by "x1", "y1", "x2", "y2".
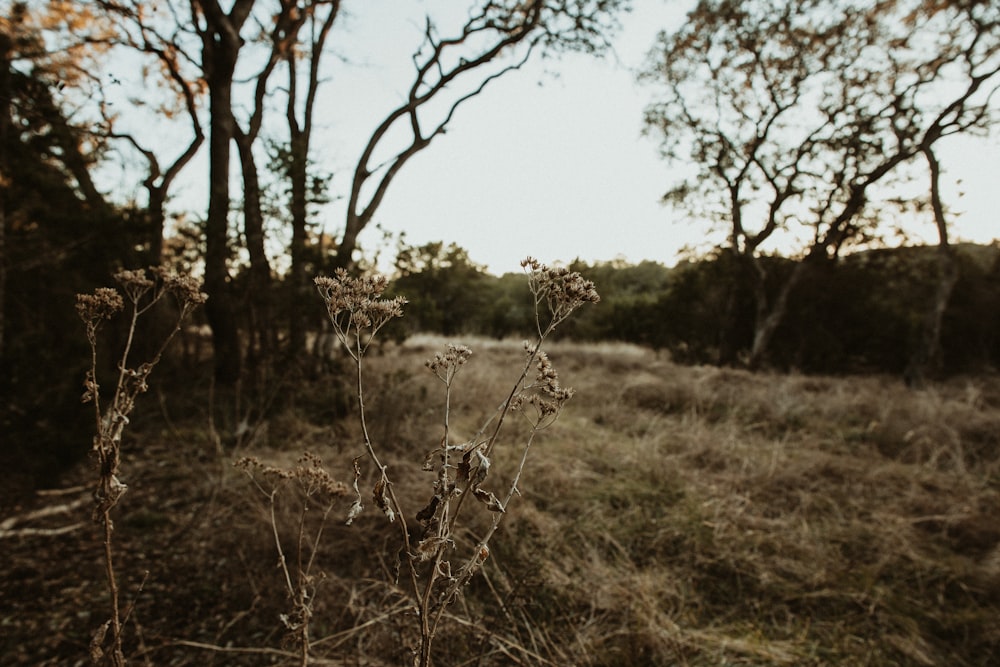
[
  {"x1": 246, "y1": 258, "x2": 598, "y2": 666},
  {"x1": 77, "y1": 267, "x2": 206, "y2": 666},
  {"x1": 235, "y1": 452, "x2": 350, "y2": 666}
]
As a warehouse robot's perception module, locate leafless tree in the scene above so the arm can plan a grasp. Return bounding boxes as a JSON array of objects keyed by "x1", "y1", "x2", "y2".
[
  {"x1": 642, "y1": 0, "x2": 1000, "y2": 369},
  {"x1": 95, "y1": 0, "x2": 206, "y2": 265}
]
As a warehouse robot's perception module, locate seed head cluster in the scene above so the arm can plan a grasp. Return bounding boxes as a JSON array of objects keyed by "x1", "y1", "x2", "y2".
[
  {"x1": 149, "y1": 267, "x2": 208, "y2": 306},
  {"x1": 521, "y1": 257, "x2": 600, "y2": 329},
  {"x1": 114, "y1": 269, "x2": 155, "y2": 302},
  {"x1": 76, "y1": 288, "x2": 125, "y2": 325},
  {"x1": 111, "y1": 267, "x2": 208, "y2": 308},
  {"x1": 236, "y1": 453, "x2": 349, "y2": 502},
  {"x1": 425, "y1": 343, "x2": 473, "y2": 383},
  {"x1": 314, "y1": 269, "x2": 406, "y2": 332},
  {"x1": 509, "y1": 344, "x2": 575, "y2": 422},
  {"x1": 77, "y1": 268, "x2": 207, "y2": 334}
]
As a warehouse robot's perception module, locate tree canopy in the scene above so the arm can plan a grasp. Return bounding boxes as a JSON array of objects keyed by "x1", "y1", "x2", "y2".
[{"x1": 641, "y1": 0, "x2": 1000, "y2": 368}]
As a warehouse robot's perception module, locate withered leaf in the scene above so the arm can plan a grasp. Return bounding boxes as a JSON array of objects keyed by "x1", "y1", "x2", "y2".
[
  {"x1": 458, "y1": 449, "x2": 472, "y2": 482},
  {"x1": 372, "y1": 477, "x2": 395, "y2": 522},
  {"x1": 471, "y1": 449, "x2": 491, "y2": 488},
  {"x1": 414, "y1": 536, "x2": 448, "y2": 562},
  {"x1": 345, "y1": 499, "x2": 363, "y2": 525},
  {"x1": 473, "y1": 487, "x2": 505, "y2": 513},
  {"x1": 416, "y1": 495, "x2": 440, "y2": 524}
]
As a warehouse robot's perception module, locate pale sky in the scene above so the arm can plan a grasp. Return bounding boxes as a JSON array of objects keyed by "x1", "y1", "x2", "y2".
[
  {"x1": 309, "y1": 1, "x2": 999, "y2": 275},
  {"x1": 318, "y1": 1, "x2": 700, "y2": 273}
]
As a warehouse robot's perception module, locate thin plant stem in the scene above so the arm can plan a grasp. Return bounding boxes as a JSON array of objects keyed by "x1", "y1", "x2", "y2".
[
  {"x1": 311, "y1": 261, "x2": 597, "y2": 667},
  {"x1": 351, "y1": 332, "x2": 421, "y2": 600},
  {"x1": 78, "y1": 269, "x2": 206, "y2": 666},
  {"x1": 269, "y1": 492, "x2": 295, "y2": 595}
]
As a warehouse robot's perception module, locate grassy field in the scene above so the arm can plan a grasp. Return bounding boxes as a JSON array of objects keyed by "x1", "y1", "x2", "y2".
[{"x1": 3, "y1": 335, "x2": 1000, "y2": 665}]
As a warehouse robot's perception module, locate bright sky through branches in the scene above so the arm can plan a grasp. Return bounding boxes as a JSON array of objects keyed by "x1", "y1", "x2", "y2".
[
  {"x1": 126, "y1": 1, "x2": 998, "y2": 275},
  {"x1": 315, "y1": 1, "x2": 999, "y2": 274}
]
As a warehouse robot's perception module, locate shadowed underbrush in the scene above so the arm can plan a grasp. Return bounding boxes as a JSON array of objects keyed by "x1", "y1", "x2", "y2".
[{"x1": 3, "y1": 336, "x2": 999, "y2": 665}]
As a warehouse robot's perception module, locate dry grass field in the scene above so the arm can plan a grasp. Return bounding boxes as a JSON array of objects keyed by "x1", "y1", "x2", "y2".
[{"x1": 3, "y1": 335, "x2": 1000, "y2": 665}]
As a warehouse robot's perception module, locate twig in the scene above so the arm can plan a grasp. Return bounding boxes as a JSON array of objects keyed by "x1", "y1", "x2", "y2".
[
  {"x1": 0, "y1": 496, "x2": 88, "y2": 530},
  {"x1": 0, "y1": 523, "x2": 85, "y2": 539}
]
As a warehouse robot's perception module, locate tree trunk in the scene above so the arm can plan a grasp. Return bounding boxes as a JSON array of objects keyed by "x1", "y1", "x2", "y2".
[
  {"x1": 202, "y1": 38, "x2": 242, "y2": 385},
  {"x1": 147, "y1": 186, "x2": 166, "y2": 266},
  {"x1": 0, "y1": 29, "x2": 10, "y2": 359},
  {"x1": 748, "y1": 258, "x2": 813, "y2": 369},
  {"x1": 288, "y1": 131, "x2": 309, "y2": 355},
  {"x1": 333, "y1": 212, "x2": 361, "y2": 270},
  {"x1": 905, "y1": 147, "x2": 959, "y2": 387},
  {"x1": 234, "y1": 128, "x2": 274, "y2": 364},
  {"x1": 286, "y1": 1, "x2": 339, "y2": 358},
  {"x1": 714, "y1": 250, "x2": 749, "y2": 366},
  {"x1": 905, "y1": 246, "x2": 958, "y2": 387}
]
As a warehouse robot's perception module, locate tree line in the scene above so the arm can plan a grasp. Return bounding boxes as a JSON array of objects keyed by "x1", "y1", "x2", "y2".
[{"x1": 384, "y1": 239, "x2": 1000, "y2": 378}]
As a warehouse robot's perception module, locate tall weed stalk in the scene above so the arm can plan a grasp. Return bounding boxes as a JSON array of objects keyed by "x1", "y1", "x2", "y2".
[
  {"x1": 235, "y1": 452, "x2": 349, "y2": 666},
  {"x1": 311, "y1": 258, "x2": 599, "y2": 666},
  {"x1": 77, "y1": 268, "x2": 206, "y2": 666}
]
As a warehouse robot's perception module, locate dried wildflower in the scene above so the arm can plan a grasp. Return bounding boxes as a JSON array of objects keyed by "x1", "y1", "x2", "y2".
[
  {"x1": 527, "y1": 388, "x2": 573, "y2": 419},
  {"x1": 79, "y1": 269, "x2": 203, "y2": 666},
  {"x1": 238, "y1": 452, "x2": 344, "y2": 662},
  {"x1": 114, "y1": 268, "x2": 154, "y2": 290},
  {"x1": 151, "y1": 266, "x2": 208, "y2": 306},
  {"x1": 237, "y1": 453, "x2": 349, "y2": 503},
  {"x1": 315, "y1": 270, "x2": 406, "y2": 358},
  {"x1": 535, "y1": 352, "x2": 560, "y2": 391},
  {"x1": 279, "y1": 257, "x2": 598, "y2": 663},
  {"x1": 315, "y1": 270, "x2": 406, "y2": 330},
  {"x1": 521, "y1": 257, "x2": 600, "y2": 331},
  {"x1": 425, "y1": 344, "x2": 472, "y2": 383},
  {"x1": 235, "y1": 456, "x2": 290, "y2": 486},
  {"x1": 295, "y1": 452, "x2": 349, "y2": 500},
  {"x1": 114, "y1": 268, "x2": 155, "y2": 303},
  {"x1": 76, "y1": 288, "x2": 125, "y2": 325},
  {"x1": 510, "y1": 344, "x2": 576, "y2": 424},
  {"x1": 235, "y1": 456, "x2": 262, "y2": 471}
]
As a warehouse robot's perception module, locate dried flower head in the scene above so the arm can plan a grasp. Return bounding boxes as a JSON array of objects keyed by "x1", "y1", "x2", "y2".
[
  {"x1": 314, "y1": 269, "x2": 406, "y2": 348},
  {"x1": 151, "y1": 266, "x2": 208, "y2": 306},
  {"x1": 513, "y1": 343, "x2": 575, "y2": 424},
  {"x1": 426, "y1": 344, "x2": 473, "y2": 383},
  {"x1": 296, "y1": 452, "x2": 350, "y2": 500},
  {"x1": 114, "y1": 269, "x2": 155, "y2": 303},
  {"x1": 237, "y1": 453, "x2": 349, "y2": 503},
  {"x1": 76, "y1": 288, "x2": 125, "y2": 324},
  {"x1": 521, "y1": 257, "x2": 600, "y2": 329}
]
